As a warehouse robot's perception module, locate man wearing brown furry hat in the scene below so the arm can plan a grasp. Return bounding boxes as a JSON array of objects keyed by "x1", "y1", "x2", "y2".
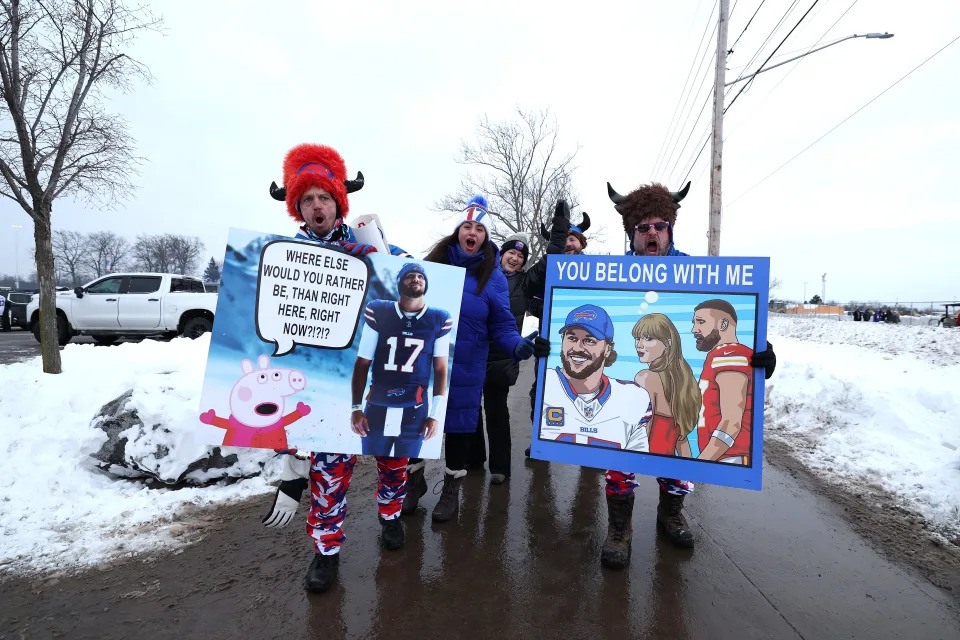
[{"x1": 600, "y1": 180, "x2": 776, "y2": 568}]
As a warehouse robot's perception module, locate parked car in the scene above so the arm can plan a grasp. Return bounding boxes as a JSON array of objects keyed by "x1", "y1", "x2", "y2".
[
  {"x1": 27, "y1": 273, "x2": 218, "y2": 346},
  {"x1": 4, "y1": 291, "x2": 34, "y2": 329}
]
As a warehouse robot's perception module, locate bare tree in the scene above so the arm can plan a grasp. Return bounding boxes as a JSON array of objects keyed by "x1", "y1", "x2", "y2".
[
  {"x1": 434, "y1": 108, "x2": 583, "y2": 263},
  {"x1": 131, "y1": 233, "x2": 169, "y2": 272},
  {"x1": 168, "y1": 233, "x2": 204, "y2": 275},
  {"x1": 50, "y1": 229, "x2": 88, "y2": 286},
  {"x1": 131, "y1": 233, "x2": 202, "y2": 274},
  {"x1": 85, "y1": 229, "x2": 127, "y2": 276},
  {"x1": 0, "y1": 0, "x2": 159, "y2": 373}
]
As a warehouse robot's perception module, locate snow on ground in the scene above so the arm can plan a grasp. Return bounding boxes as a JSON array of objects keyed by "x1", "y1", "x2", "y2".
[
  {"x1": 2, "y1": 315, "x2": 958, "y2": 575},
  {"x1": 0, "y1": 337, "x2": 275, "y2": 576},
  {"x1": 766, "y1": 315, "x2": 960, "y2": 539}
]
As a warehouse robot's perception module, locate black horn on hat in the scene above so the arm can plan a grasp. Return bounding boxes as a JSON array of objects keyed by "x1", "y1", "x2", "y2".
[
  {"x1": 344, "y1": 171, "x2": 365, "y2": 194},
  {"x1": 607, "y1": 182, "x2": 628, "y2": 214},
  {"x1": 671, "y1": 181, "x2": 691, "y2": 204},
  {"x1": 575, "y1": 212, "x2": 591, "y2": 233},
  {"x1": 270, "y1": 181, "x2": 286, "y2": 201}
]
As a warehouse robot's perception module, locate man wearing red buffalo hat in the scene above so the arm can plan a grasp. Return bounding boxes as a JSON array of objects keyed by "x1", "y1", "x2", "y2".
[{"x1": 261, "y1": 143, "x2": 411, "y2": 594}]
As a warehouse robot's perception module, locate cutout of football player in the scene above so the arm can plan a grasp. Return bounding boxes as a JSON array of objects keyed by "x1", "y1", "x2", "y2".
[
  {"x1": 540, "y1": 304, "x2": 652, "y2": 451},
  {"x1": 691, "y1": 299, "x2": 754, "y2": 465},
  {"x1": 631, "y1": 313, "x2": 701, "y2": 458},
  {"x1": 351, "y1": 263, "x2": 451, "y2": 458}
]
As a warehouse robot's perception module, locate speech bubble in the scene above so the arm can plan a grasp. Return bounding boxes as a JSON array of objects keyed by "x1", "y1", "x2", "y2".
[{"x1": 255, "y1": 240, "x2": 371, "y2": 356}]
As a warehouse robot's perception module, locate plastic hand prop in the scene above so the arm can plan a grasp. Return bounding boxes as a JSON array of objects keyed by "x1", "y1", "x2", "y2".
[
  {"x1": 750, "y1": 341, "x2": 777, "y2": 380},
  {"x1": 262, "y1": 455, "x2": 310, "y2": 528}
]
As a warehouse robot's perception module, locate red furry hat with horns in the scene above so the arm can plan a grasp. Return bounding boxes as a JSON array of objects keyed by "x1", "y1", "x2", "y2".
[{"x1": 274, "y1": 144, "x2": 366, "y2": 223}]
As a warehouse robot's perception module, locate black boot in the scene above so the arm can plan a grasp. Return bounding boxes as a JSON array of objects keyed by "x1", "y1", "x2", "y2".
[
  {"x1": 380, "y1": 517, "x2": 404, "y2": 550},
  {"x1": 401, "y1": 461, "x2": 427, "y2": 515},
  {"x1": 657, "y1": 492, "x2": 695, "y2": 548},
  {"x1": 431, "y1": 470, "x2": 463, "y2": 522},
  {"x1": 304, "y1": 552, "x2": 339, "y2": 593},
  {"x1": 601, "y1": 494, "x2": 634, "y2": 569}
]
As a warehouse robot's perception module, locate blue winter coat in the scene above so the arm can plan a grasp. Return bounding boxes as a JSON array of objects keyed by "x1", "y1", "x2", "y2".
[{"x1": 444, "y1": 257, "x2": 523, "y2": 433}]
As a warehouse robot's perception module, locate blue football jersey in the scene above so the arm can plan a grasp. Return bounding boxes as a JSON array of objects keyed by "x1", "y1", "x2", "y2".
[{"x1": 364, "y1": 300, "x2": 452, "y2": 407}]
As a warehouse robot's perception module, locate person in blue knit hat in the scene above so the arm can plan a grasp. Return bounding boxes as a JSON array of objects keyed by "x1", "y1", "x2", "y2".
[{"x1": 402, "y1": 195, "x2": 549, "y2": 522}]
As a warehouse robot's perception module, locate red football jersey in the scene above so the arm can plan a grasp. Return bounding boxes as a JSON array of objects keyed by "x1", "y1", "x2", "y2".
[{"x1": 697, "y1": 343, "x2": 754, "y2": 459}]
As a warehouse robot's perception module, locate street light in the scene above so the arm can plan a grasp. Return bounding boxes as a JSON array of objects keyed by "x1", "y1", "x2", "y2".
[
  {"x1": 708, "y1": 29, "x2": 894, "y2": 256},
  {"x1": 11, "y1": 224, "x2": 23, "y2": 289},
  {"x1": 725, "y1": 33, "x2": 895, "y2": 87}
]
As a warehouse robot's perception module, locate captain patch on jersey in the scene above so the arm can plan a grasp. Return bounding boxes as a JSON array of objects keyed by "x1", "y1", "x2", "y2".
[{"x1": 540, "y1": 367, "x2": 652, "y2": 452}]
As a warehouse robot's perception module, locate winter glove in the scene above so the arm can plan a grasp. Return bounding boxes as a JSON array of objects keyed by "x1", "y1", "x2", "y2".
[
  {"x1": 750, "y1": 341, "x2": 776, "y2": 380},
  {"x1": 546, "y1": 200, "x2": 571, "y2": 255},
  {"x1": 532, "y1": 335, "x2": 550, "y2": 357},
  {"x1": 514, "y1": 331, "x2": 550, "y2": 360},
  {"x1": 262, "y1": 452, "x2": 310, "y2": 528}
]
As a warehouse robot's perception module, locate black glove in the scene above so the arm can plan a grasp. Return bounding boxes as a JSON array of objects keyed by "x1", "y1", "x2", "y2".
[
  {"x1": 551, "y1": 200, "x2": 571, "y2": 233},
  {"x1": 546, "y1": 200, "x2": 571, "y2": 255},
  {"x1": 533, "y1": 335, "x2": 550, "y2": 358},
  {"x1": 751, "y1": 341, "x2": 776, "y2": 380}
]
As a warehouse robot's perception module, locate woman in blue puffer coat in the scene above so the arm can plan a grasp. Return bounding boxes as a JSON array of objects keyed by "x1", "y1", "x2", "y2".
[{"x1": 402, "y1": 195, "x2": 547, "y2": 523}]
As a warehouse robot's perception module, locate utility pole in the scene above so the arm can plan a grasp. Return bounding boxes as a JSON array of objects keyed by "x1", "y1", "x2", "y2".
[
  {"x1": 822, "y1": 272, "x2": 827, "y2": 302},
  {"x1": 708, "y1": 0, "x2": 730, "y2": 256},
  {"x1": 803, "y1": 282, "x2": 808, "y2": 304}
]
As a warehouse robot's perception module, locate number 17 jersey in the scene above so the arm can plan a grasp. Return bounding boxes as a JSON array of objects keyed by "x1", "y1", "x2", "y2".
[{"x1": 361, "y1": 300, "x2": 453, "y2": 407}]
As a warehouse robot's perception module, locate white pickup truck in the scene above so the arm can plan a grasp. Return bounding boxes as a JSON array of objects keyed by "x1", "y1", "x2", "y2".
[{"x1": 27, "y1": 273, "x2": 218, "y2": 346}]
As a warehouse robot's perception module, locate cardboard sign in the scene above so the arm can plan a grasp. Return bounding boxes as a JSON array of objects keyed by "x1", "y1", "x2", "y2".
[
  {"x1": 531, "y1": 255, "x2": 769, "y2": 490},
  {"x1": 197, "y1": 228, "x2": 464, "y2": 459}
]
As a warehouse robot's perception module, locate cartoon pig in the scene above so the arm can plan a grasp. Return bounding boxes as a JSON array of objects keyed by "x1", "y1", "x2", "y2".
[{"x1": 200, "y1": 354, "x2": 311, "y2": 449}]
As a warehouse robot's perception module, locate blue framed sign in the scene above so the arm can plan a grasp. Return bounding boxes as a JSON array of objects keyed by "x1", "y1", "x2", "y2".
[{"x1": 531, "y1": 255, "x2": 769, "y2": 490}]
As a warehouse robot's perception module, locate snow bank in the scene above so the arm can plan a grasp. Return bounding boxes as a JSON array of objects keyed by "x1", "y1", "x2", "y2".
[
  {"x1": 767, "y1": 315, "x2": 960, "y2": 538},
  {"x1": 0, "y1": 337, "x2": 275, "y2": 575}
]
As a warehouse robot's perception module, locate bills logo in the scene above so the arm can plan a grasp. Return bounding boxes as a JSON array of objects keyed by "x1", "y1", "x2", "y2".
[
  {"x1": 545, "y1": 407, "x2": 564, "y2": 426},
  {"x1": 574, "y1": 310, "x2": 596, "y2": 321},
  {"x1": 517, "y1": 241, "x2": 525, "y2": 249},
  {"x1": 387, "y1": 388, "x2": 406, "y2": 398},
  {"x1": 580, "y1": 426, "x2": 598, "y2": 434}
]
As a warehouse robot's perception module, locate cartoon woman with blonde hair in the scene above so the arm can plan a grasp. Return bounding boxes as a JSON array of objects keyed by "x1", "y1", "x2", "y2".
[{"x1": 632, "y1": 313, "x2": 702, "y2": 457}]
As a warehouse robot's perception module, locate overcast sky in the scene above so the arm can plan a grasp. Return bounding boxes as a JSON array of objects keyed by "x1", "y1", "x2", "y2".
[{"x1": 1, "y1": 0, "x2": 957, "y2": 304}]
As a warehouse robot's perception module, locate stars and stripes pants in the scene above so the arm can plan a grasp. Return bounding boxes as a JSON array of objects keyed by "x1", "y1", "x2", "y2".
[
  {"x1": 306, "y1": 452, "x2": 408, "y2": 555},
  {"x1": 605, "y1": 471, "x2": 695, "y2": 497}
]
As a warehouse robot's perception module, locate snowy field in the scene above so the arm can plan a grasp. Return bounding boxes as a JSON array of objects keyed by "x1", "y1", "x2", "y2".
[
  {"x1": 1, "y1": 315, "x2": 959, "y2": 575},
  {"x1": 765, "y1": 315, "x2": 960, "y2": 540}
]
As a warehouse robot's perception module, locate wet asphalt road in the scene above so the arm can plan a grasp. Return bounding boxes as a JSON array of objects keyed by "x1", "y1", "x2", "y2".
[
  {"x1": 1, "y1": 365, "x2": 958, "y2": 640},
  {"x1": 0, "y1": 329, "x2": 136, "y2": 365}
]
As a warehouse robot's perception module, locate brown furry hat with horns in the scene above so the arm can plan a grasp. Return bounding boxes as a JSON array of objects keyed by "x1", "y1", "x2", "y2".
[{"x1": 606, "y1": 181, "x2": 690, "y2": 238}]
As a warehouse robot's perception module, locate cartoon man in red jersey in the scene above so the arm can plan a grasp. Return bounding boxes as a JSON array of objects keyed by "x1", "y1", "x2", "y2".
[{"x1": 691, "y1": 299, "x2": 754, "y2": 465}]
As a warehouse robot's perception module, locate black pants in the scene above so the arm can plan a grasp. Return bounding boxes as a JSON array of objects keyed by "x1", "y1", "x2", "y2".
[
  {"x1": 470, "y1": 383, "x2": 513, "y2": 476},
  {"x1": 443, "y1": 432, "x2": 474, "y2": 472}
]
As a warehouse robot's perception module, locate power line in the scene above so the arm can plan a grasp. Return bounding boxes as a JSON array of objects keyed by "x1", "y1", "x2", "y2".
[
  {"x1": 726, "y1": 0, "x2": 800, "y2": 89},
  {"x1": 727, "y1": 33, "x2": 960, "y2": 207},
  {"x1": 660, "y1": 55, "x2": 716, "y2": 184},
  {"x1": 666, "y1": 90, "x2": 714, "y2": 186},
  {"x1": 725, "y1": 0, "x2": 821, "y2": 114},
  {"x1": 651, "y1": 0, "x2": 719, "y2": 177},
  {"x1": 728, "y1": 0, "x2": 768, "y2": 55},
  {"x1": 763, "y1": 0, "x2": 859, "y2": 98},
  {"x1": 654, "y1": 20, "x2": 718, "y2": 181}
]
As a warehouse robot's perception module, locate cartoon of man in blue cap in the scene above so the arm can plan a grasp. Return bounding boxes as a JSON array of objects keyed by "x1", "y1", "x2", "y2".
[{"x1": 539, "y1": 304, "x2": 652, "y2": 451}]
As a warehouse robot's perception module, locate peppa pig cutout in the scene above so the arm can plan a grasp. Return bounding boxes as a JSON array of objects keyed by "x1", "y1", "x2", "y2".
[{"x1": 200, "y1": 354, "x2": 311, "y2": 449}]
